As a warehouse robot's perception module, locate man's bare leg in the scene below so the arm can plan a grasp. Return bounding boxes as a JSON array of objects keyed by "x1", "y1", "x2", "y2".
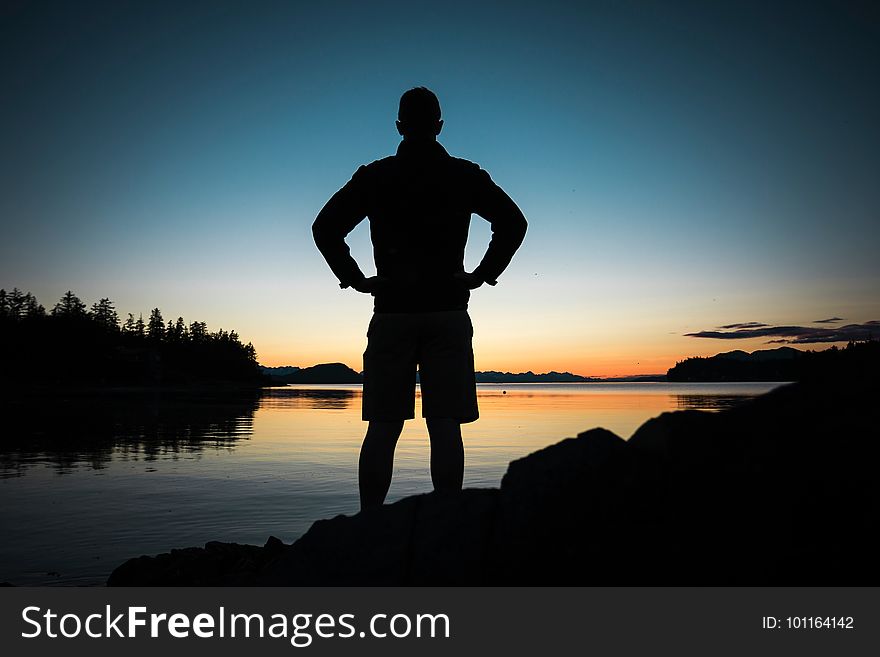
[
  {"x1": 359, "y1": 420, "x2": 405, "y2": 511},
  {"x1": 426, "y1": 417, "x2": 464, "y2": 493}
]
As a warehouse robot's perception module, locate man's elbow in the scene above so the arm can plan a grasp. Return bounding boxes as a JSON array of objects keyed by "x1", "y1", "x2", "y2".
[
  {"x1": 514, "y1": 211, "x2": 528, "y2": 246},
  {"x1": 312, "y1": 218, "x2": 330, "y2": 250}
]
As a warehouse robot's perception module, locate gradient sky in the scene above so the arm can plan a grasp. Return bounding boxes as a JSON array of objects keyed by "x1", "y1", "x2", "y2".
[{"x1": 2, "y1": 0, "x2": 878, "y2": 376}]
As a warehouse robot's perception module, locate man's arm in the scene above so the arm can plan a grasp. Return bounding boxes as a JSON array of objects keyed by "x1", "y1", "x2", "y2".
[
  {"x1": 469, "y1": 168, "x2": 528, "y2": 286},
  {"x1": 312, "y1": 166, "x2": 370, "y2": 289}
]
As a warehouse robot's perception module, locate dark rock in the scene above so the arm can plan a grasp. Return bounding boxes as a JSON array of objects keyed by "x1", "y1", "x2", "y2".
[
  {"x1": 263, "y1": 535, "x2": 285, "y2": 554},
  {"x1": 107, "y1": 541, "x2": 275, "y2": 586},
  {"x1": 498, "y1": 428, "x2": 635, "y2": 583},
  {"x1": 257, "y1": 489, "x2": 499, "y2": 585}
]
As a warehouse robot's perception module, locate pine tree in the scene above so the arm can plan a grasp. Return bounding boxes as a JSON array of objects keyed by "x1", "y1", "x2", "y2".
[
  {"x1": 23, "y1": 293, "x2": 45, "y2": 319},
  {"x1": 0, "y1": 289, "x2": 45, "y2": 320},
  {"x1": 123, "y1": 313, "x2": 136, "y2": 333},
  {"x1": 174, "y1": 317, "x2": 188, "y2": 341},
  {"x1": 52, "y1": 291, "x2": 87, "y2": 318},
  {"x1": 164, "y1": 317, "x2": 186, "y2": 342},
  {"x1": 243, "y1": 342, "x2": 257, "y2": 363},
  {"x1": 90, "y1": 298, "x2": 119, "y2": 331},
  {"x1": 189, "y1": 321, "x2": 207, "y2": 342},
  {"x1": 147, "y1": 308, "x2": 164, "y2": 341},
  {"x1": 7, "y1": 288, "x2": 27, "y2": 319}
]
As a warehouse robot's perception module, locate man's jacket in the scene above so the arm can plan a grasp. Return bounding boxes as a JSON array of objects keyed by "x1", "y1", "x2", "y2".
[{"x1": 312, "y1": 139, "x2": 528, "y2": 313}]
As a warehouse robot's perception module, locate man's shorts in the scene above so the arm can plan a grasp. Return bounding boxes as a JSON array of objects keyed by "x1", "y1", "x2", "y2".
[{"x1": 362, "y1": 310, "x2": 479, "y2": 423}]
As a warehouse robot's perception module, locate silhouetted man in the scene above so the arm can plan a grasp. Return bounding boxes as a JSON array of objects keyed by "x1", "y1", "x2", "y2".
[{"x1": 313, "y1": 87, "x2": 527, "y2": 510}]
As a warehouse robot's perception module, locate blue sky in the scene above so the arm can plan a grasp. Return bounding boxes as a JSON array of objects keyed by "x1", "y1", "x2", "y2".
[{"x1": 2, "y1": 0, "x2": 878, "y2": 374}]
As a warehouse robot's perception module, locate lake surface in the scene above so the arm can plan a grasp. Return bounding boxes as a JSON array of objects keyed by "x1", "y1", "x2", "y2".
[{"x1": 0, "y1": 382, "x2": 783, "y2": 585}]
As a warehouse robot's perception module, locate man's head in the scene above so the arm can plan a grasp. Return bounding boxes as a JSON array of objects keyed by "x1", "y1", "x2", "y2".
[{"x1": 396, "y1": 87, "x2": 443, "y2": 140}]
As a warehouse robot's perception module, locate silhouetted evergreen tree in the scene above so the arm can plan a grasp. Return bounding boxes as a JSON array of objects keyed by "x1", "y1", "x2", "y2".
[
  {"x1": 6, "y1": 288, "x2": 26, "y2": 319},
  {"x1": 23, "y1": 294, "x2": 45, "y2": 319},
  {"x1": 0, "y1": 289, "x2": 44, "y2": 320},
  {"x1": 147, "y1": 308, "x2": 164, "y2": 341},
  {"x1": 52, "y1": 291, "x2": 88, "y2": 318},
  {"x1": 243, "y1": 342, "x2": 257, "y2": 363},
  {"x1": 122, "y1": 313, "x2": 136, "y2": 333},
  {"x1": 189, "y1": 321, "x2": 207, "y2": 342},
  {"x1": 90, "y1": 298, "x2": 119, "y2": 331}
]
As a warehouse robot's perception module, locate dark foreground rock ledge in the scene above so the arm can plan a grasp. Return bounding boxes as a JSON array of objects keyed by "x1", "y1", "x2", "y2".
[{"x1": 109, "y1": 374, "x2": 879, "y2": 586}]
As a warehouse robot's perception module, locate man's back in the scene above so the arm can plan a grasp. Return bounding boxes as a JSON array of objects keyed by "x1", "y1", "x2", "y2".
[{"x1": 313, "y1": 138, "x2": 526, "y2": 312}]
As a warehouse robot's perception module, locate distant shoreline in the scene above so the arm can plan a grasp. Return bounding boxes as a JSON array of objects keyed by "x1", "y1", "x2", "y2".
[
  {"x1": 276, "y1": 380, "x2": 794, "y2": 386},
  {"x1": 264, "y1": 343, "x2": 878, "y2": 385},
  {"x1": 261, "y1": 362, "x2": 670, "y2": 385}
]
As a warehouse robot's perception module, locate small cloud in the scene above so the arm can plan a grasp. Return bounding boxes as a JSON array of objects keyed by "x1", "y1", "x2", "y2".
[
  {"x1": 718, "y1": 322, "x2": 769, "y2": 330},
  {"x1": 685, "y1": 320, "x2": 879, "y2": 344},
  {"x1": 813, "y1": 317, "x2": 843, "y2": 324}
]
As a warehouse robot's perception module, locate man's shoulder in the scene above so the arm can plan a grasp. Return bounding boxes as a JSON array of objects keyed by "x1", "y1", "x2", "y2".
[
  {"x1": 448, "y1": 155, "x2": 483, "y2": 173},
  {"x1": 345, "y1": 156, "x2": 392, "y2": 186},
  {"x1": 436, "y1": 152, "x2": 489, "y2": 184},
  {"x1": 358, "y1": 155, "x2": 397, "y2": 173},
  {"x1": 447, "y1": 156, "x2": 495, "y2": 189}
]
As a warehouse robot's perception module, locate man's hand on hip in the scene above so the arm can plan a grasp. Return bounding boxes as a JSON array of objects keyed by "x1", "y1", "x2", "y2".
[
  {"x1": 453, "y1": 271, "x2": 485, "y2": 290},
  {"x1": 351, "y1": 276, "x2": 388, "y2": 295}
]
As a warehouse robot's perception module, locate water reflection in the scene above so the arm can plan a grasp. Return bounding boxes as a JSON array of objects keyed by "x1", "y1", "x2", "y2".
[
  {"x1": 0, "y1": 384, "x2": 778, "y2": 480},
  {"x1": 0, "y1": 382, "x2": 784, "y2": 585},
  {"x1": 259, "y1": 386, "x2": 358, "y2": 410},
  {"x1": 0, "y1": 390, "x2": 260, "y2": 478},
  {"x1": 674, "y1": 394, "x2": 755, "y2": 411}
]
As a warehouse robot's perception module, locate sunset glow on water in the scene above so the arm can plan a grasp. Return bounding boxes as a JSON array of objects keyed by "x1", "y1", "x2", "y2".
[{"x1": 0, "y1": 382, "x2": 781, "y2": 585}]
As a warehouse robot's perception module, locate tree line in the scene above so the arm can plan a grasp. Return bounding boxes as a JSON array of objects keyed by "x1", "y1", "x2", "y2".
[
  {"x1": 1, "y1": 288, "x2": 264, "y2": 387},
  {"x1": 666, "y1": 340, "x2": 877, "y2": 382}
]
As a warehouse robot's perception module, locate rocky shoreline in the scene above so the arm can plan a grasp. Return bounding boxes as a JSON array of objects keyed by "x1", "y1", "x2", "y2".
[{"x1": 109, "y1": 372, "x2": 878, "y2": 586}]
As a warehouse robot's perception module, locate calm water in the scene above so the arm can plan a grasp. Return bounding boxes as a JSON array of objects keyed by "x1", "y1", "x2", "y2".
[{"x1": 0, "y1": 382, "x2": 783, "y2": 585}]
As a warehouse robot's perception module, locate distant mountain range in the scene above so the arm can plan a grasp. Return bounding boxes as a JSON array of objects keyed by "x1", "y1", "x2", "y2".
[
  {"x1": 262, "y1": 343, "x2": 871, "y2": 385},
  {"x1": 259, "y1": 365, "x2": 301, "y2": 377},
  {"x1": 474, "y1": 371, "x2": 665, "y2": 383},
  {"x1": 475, "y1": 370, "x2": 600, "y2": 383},
  {"x1": 260, "y1": 364, "x2": 665, "y2": 384}
]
